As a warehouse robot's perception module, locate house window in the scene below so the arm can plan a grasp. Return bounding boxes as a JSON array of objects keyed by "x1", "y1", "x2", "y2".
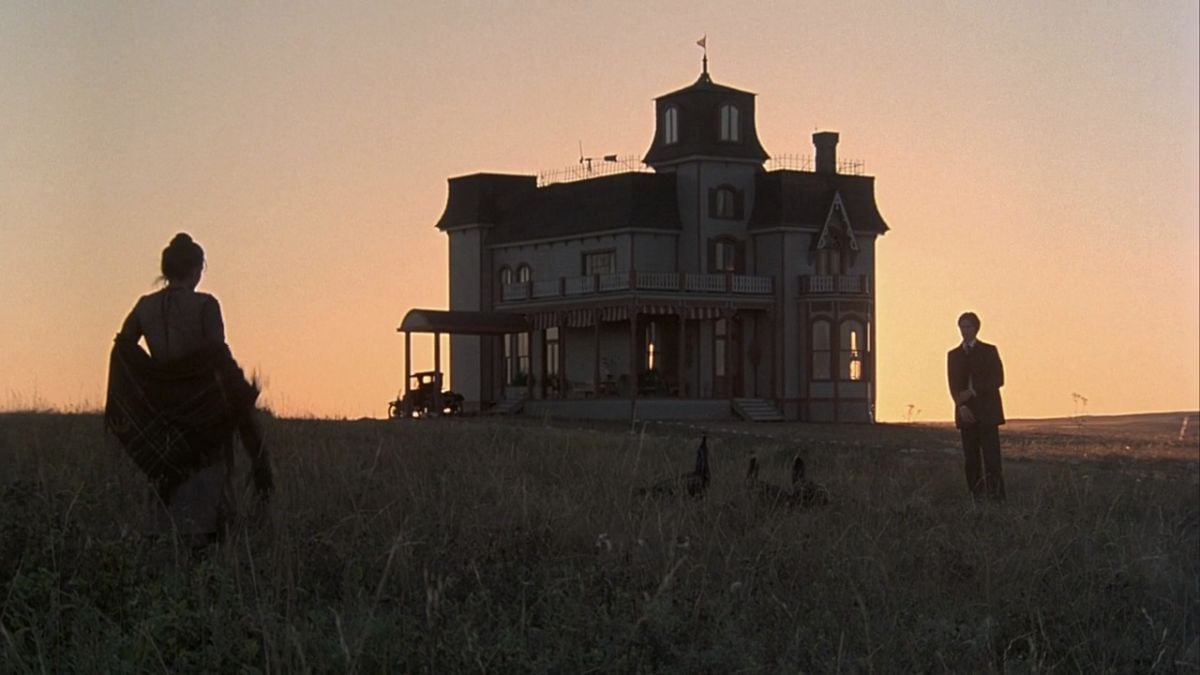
[
  {"x1": 714, "y1": 318, "x2": 728, "y2": 379},
  {"x1": 713, "y1": 239, "x2": 738, "y2": 272},
  {"x1": 719, "y1": 104, "x2": 740, "y2": 142},
  {"x1": 517, "y1": 332, "x2": 530, "y2": 382},
  {"x1": 664, "y1": 106, "x2": 679, "y2": 145},
  {"x1": 811, "y1": 320, "x2": 831, "y2": 380},
  {"x1": 517, "y1": 264, "x2": 531, "y2": 283},
  {"x1": 715, "y1": 188, "x2": 736, "y2": 218},
  {"x1": 503, "y1": 334, "x2": 514, "y2": 384},
  {"x1": 818, "y1": 248, "x2": 843, "y2": 276},
  {"x1": 498, "y1": 266, "x2": 514, "y2": 302},
  {"x1": 709, "y1": 185, "x2": 741, "y2": 220},
  {"x1": 583, "y1": 250, "x2": 616, "y2": 276},
  {"x1": 841, "y1": 320, "x2": 865, "y2": 381}
]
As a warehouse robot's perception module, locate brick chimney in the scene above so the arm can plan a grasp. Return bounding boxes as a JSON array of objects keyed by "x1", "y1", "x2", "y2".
[{"x1": 813, "y1": 131, "x2": 839, "y2": 174}]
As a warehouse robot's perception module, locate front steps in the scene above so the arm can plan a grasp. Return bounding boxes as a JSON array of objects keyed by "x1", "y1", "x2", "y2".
[{"x1": 732, "y1": 398, "x2": 785, "y2": 422}]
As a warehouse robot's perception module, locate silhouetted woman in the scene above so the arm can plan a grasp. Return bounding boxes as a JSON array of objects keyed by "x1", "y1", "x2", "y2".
[{"x1": 105, "y1": 233, "x2": 272, "y2": 549}]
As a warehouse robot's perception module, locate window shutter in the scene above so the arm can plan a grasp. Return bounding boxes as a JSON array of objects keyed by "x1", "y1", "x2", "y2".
[
  {"x1": 707, "y1": 188, "x2": 717, "y2": 217},
  {"x1": 735, "y1": 189, "x2": 744, "y2": 219},
  {"x1": 706, "y1": 238, "x2": 716, "y2": 273},
  {"x1": 735, "y1": 240, "x2": 746, "y2": 274}
]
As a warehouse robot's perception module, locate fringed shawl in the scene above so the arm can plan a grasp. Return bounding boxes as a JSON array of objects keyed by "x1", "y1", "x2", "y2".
[{"x1": 104, "y1": 335, "x2": 258, "y2": 488}]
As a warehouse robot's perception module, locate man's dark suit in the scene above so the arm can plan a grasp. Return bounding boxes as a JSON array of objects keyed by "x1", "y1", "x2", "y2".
[{"x1": 947, "y1": 341, "x2": 1006, "y2": 501}]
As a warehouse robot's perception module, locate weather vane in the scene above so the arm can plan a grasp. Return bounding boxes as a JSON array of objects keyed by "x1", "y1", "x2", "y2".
[{"x1": 697, "y1": 34, "x2": 707, "y2": 75}]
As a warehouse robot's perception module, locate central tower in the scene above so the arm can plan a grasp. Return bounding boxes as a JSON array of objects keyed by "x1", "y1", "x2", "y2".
[{"x1": 643, "y1": 69, "x2": 768, "y2": 275}]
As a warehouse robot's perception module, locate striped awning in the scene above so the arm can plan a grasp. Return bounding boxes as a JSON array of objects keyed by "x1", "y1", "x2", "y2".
[{"x1": 524, "y1": 304, "x2": 732, "y2": 329}]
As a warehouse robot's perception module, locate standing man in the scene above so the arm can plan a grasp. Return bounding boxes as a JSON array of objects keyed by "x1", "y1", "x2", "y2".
[{"x1": 947, "y1": 312, "x2": 1006, "y2": 501}]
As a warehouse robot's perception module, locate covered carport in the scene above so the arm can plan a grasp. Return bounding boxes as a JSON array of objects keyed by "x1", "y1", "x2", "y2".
[{"x1": 397, "y1": 308, "x2": 531, "y2": 415}]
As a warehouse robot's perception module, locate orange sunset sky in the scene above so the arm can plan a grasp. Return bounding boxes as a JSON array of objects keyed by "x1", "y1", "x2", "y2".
[{"x1": 2, "y1": 2, "x2": 1197, "y2": 421}]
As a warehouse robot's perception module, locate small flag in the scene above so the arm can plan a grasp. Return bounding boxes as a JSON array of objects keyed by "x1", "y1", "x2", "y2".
[{"x1": 697, "y1": 35, "x2": 706, "y2": 49}]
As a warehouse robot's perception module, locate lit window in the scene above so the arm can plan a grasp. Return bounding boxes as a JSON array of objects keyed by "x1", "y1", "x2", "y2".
[
  {"x1": 720, "y1": 104, "x2": 740, "y2": 142},
  {"x1": 645, "y1": 322, "x2": 658, "y2": 371},
  {"x1": 664, "y1": 106, "x2": 679, "y2": 145},
  {"x1": 841, "y1": 320, "x2": 865, "y2": 381}
]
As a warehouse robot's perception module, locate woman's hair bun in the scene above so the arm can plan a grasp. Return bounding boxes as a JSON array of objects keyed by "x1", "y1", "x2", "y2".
[{"x1": 161, "y1": 232, "x2": 205, "y2": 282}]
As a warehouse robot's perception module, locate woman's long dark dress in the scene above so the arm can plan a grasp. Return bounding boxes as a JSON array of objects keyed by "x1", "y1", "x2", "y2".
[{"x1": 106, "y1": 286, "x2": 262, "y2": 543}]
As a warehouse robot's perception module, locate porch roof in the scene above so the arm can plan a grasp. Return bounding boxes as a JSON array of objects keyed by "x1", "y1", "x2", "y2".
[{"x1": 397, "y1": 309, "x2": 530, "y2": 335}]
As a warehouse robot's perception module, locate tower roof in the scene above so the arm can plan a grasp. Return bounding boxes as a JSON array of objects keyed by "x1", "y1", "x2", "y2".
[{"x1": 643, "y1": 71, "x2": 769, "y2": 166}]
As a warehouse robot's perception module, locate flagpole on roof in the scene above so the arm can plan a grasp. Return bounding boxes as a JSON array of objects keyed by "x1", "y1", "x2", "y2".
[{"x1": 697, "y1": 34, "x2": 707, "y2": 75}]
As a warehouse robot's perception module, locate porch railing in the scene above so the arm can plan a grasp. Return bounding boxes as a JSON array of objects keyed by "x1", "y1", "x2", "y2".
[
  {"x1": 799, "y1": 274, "x2": 872, "y2": 294},
  {"x1": 501, "y1": 271, "x2": 774, "y2": 302}
]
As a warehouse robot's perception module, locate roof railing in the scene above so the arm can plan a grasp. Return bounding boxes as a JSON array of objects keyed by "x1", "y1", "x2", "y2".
[
  {"x1": 764, "y1": 154, "x2": 865, "y2": 176},
  {"x1": 536, "y1": 152, "x2": 866, "y2": 187},
  {"x1": 537, "y1": 155, "x2": 652, "y2": 187}
]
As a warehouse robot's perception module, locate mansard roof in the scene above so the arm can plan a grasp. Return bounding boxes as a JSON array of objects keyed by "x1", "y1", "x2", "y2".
[
  {"x1": 748, "y1": 170, "x2": 889, "y2": 235},
  {"x1": 493, "y1": 172, "x2": 681, "y2": 244},
  {"x1": 434, "y1": 173, "x2": 538, "y2": 231}
]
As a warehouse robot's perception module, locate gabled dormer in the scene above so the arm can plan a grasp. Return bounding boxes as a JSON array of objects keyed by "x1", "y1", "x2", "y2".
[
  {"x1": 814, "y1": 192, "x2": 860, "y2": 274},
  {"x1": 816, "y1": 193, "x2": 859, "y2": 252},
  {"x1": 643, "y1": 70, "x2": 769, "y2": 168}
]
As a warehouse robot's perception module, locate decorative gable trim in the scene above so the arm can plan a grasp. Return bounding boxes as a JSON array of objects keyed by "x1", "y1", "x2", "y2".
[{"x1": 816, "y1": 192, "x2": 859, "y2": 252}]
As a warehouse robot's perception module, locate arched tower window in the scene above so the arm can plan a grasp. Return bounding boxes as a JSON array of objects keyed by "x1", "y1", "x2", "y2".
[
  {"x1": 715, "y1": 187, "x2": 736, "y2": 218},
  {"x1": 517, "y1": 264, "x2": 531, "y2": 283},
  {"x1": 719, "y1": 104, "x2": 740, "y2": 142},
  {"x1": 499, "y1": 266, "x2": 513, "y2": 286},
  {"x1": 708, "y1": 184, "x2": 743, "y2": 220},
  {"x1": 664, "y1": 106, "x2": 679, "y2": 145}
]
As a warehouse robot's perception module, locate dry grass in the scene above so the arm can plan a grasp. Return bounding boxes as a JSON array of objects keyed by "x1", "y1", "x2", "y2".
[{"x1": 1, "y1": 411, "x2": 1197, "y2": 673}]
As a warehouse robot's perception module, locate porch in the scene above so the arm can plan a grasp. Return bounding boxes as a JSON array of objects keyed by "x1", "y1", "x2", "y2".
[{"x1": 497, "y1": 302, "x2": 775, "y2": 404}]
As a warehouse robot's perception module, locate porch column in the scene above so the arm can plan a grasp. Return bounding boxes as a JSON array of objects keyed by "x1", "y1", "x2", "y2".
[
  {"x1": 403, "y1": 330, "x2": 412, "y2": 417},
  {"x1": 868, "y1": 304, "x2": 876, "y2": 421},
  {"x1": 629, "y1": 306, "x2": 638, "y2": 404},
  {"x1": 433, "y1": 331, "x2": 442, "y2": 415},
  {"x1": 767, "y1": 309, "x2": 777, "y2": 404},
  {"x1": 593, "y1": 312, "x2": 601, "y2": 394},
  {"x1": 724, "y1": 309, "x2": 734, "y2": 400},
  {"x1": 526, "y1": 330, "x2": 534, "y2": 400},
  {"x1": 557, "y1": 319, "x2": 567, "y2": 399},
  {"x1": 676, "y1": 309, "x2": 686, "y2": 398},
  {"x1": 833, "y1": 300, "x2": 841, "y2": 423}
]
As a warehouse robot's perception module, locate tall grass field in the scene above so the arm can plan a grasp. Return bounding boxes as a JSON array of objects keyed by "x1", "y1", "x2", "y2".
[{"x1": 1, "y1": 411, "x2": 1197, "y2": 673}]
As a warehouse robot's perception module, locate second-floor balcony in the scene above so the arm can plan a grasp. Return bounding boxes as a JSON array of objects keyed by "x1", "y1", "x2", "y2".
[{"x1": 501, "y1": 271, "x2": 774, "y2": 303}]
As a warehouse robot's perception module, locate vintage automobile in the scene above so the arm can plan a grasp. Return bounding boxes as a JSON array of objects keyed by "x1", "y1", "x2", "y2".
[{"x1": 388, "y1": 370, "x2": 463, "y2": 418}]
